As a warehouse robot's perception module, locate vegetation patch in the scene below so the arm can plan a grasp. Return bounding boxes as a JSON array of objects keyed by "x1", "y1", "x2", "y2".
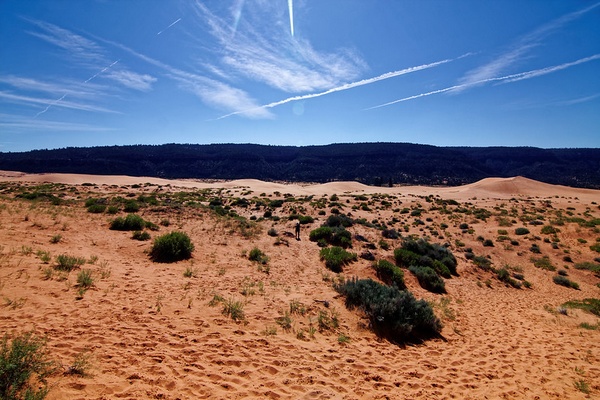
[
  {"x1": 552, "y1": 275, "x2": 580, "y2": 290},
  {"x1": 531, "y1": 256, "x2": 556, "y2": 271},
  {"x1": 408, "y1": 265, "x2": 446, "y2": 293},
  {"x1": 54, "y1": 254, "x2": 86, "y2": 272},
  {"x1": 373, "y1": 259, "x2": 406, "y2": 290},
  {"x1": 319, "y1": 246, "x2": 357, "y2": 273},
  {"x1": 562, "y1": 298, "x2": 600, "y2": 317},
  {"x1": 1, "y1": 331, "x2": 57, "y2": 400},
  {"x1": 335, "y1": 278, "x2": 442, "y2": 343},
  {"x1": 149, "y1": 231, "x2": 194, "y2": 263},
  {"x1": 248, "y1": 247, "x2": 269, "y2": 264},
  {"x1": 110, "y1": 214, "x2": 146, "y2": 231}
]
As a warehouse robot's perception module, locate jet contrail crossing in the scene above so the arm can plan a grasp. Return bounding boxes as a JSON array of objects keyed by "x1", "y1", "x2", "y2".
[
  {"x1": 157, "y1": 17, "x2": 182, "y2": 35},
  {"x1": 288, "y1": 0, "x2": 294, "y2": 36}
]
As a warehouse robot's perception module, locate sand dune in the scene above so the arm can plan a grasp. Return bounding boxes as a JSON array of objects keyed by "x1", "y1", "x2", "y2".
[{"x1": 1, "y1": 172, "x2": 599, "y2": 399}]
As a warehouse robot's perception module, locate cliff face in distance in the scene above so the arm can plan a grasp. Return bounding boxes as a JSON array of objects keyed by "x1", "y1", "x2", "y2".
[{"x1": 1, "y1": 142, "x2": 599, "y2": 189}]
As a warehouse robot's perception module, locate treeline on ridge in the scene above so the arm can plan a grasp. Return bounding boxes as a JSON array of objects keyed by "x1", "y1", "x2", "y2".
[{"x1": 1, "y1": 143, "x2": 599, "y2": 189}]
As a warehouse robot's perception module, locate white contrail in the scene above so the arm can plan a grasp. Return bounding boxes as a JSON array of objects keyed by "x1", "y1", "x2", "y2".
[
  {"x1": 366, "y1": 54, "x2": 600, "y2": 110},
  {"x1": 84, "y1": 59, "x2": 119, "y2": 83},
  {"x1": 157, "y1": 17, "x2": 182, "y2": 35},
  {"x1": 216, "y1": 56, "x2": 462, "y2": 119},
  {"x1": 288, "y1": 0, "x2": 294, "y2": 36},
  {"x1": 34, "y1": 59, "x2": 120, "y2": 118}
]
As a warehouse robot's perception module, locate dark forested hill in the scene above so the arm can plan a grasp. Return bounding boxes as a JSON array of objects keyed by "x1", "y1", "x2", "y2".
[{"x1": 1, "y1": 143, "x2": 599, "y2": 188}]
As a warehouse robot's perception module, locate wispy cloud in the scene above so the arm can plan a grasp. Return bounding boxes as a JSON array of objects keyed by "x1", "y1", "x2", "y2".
[
  {"x1": 192, "y1": 1, "x2": 366, "y2": 93},
  {"x1": 26, "y1": 19, "x2": 156, "y2": 93},
  {"x1": 0, "y1": 113, "x2": 114, "y2": 132},
  {"x1": 96, "y1": 36, "x2": 272, "y2": 118},
  {"x1": 0, "y1": 91, "x2": 119, "y2": 114},
  {"x1": 456, "y1": 2, "x2": 600, "y2": 92},
  {"x1": 217, "y1": 56, "x2": 463, "y2": 119},
  {"x1": 367, "y1": 54, "x2": 600, "y2": 109}
]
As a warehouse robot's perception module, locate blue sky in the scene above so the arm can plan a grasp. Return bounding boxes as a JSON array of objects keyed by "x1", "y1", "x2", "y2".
[{"x1": 1, "y1": 0, "x2": 599, "y2": 152}]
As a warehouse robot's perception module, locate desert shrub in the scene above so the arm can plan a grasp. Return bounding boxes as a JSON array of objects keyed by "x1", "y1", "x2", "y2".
[
  {"x1": 590, "y1": 243, "x2": 600, "y2": 253},
  {"x1": 110, "y1": 214, "x2": 145, "y2": 231},
  {"x1": 562, "y1": 299, "x2": 600, "y2": 317},
  {"x1": 248, "y1": 247, "x2": 269, "y2": 264},
  {"x1": 334, "y1": 278, "x2": 442, "y2": 342},
  {"x1": 394, "y1": 238, "x2": 457, "y2": 276},
  {"x1": 553, "y1": 275, "x2": 579, "y2": 290},
  {"x1": 408, "y1": 265, "x2": 446, "y2": 293},
  {"x1": 123, "y1": 200, "x2": 140, "y2": 212},
  {"x1": 531, "y1": 256, "x2": 555, "y2": 271},
  {"x1": 319, "y1": 246, "x2": 357, "y2": 273},
  {"x1": 541, "y1": 225, "x2": 559, "y2": 234},
  {"x1": 131, "y1": 231, "x2": 151, "y2": 241},
  {"x1": 0, "y1": 331, "x2": 57, "y2": 400},
  {"x1": 309, "y1": 226, "x2": 352, "y2": 248},
  {"x1": 515, "y1": 227, "x2": 530, "y2": 235},
  {"x1": 86, "y1": 204, "x2": 106, "y2": 214},
  {"x1": 298, "y1": 215, "x2": 314, "y2": 224},
  {"x1": 149, "y1": 231, "x2": 194, "y2": 263},
  {"x1": 483, "y1": 239, "x2": 494, "y2": 247},
  {"x1": 382, "y1": 229, "x2": 400, "y2": 239},
  {"x1": 267, "y1": 228, "x2": 278, "y2": 237},
  {"x1": 324, "y1": 214, "x2": 354, "y2": 228},
  {"x1": 373, "y1": 260, "x2": 406, "y2": 290},
  {"x1": 473, "y1": 255, "x2": 493, "y2": 272},
  {"x1": 54, "y1": 254, "x2": 86, "y2": 272},
  {"x1": 574, "y1": 262, "x2": 600, "y2": 277},
  {"x1": 222, "y1": 299, "x2": 245, "y2": 321},
  {"x1": 497, "y1": 268, "x2": 521, "y2": 288},
  {"x1": 76, "y1": 269, "x2": 94, "y2": 289},
  {"x1": 529, "y1": 244, "x2": 541, "y2": 253},
  {"x1": 106, "y1": 206, "x2": 119, "y2": 214}
]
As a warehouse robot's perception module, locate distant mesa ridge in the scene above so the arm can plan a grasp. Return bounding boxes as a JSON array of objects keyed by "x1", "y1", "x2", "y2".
[{"x1": 1, "y1": 143, "x2": 599, "y2": 189}]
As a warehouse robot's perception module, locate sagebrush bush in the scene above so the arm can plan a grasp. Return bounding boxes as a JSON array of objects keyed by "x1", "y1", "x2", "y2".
[
  {"x1": 149, "y1": 231, "x2": 194, "y2": 263},
  {"x1": 515, "y1": 227, "x2": 530, "y2": 235},
  {"x1": 1, "y1": 331, "x2": 57, "y2": 400},
  {"x1": 408, "y1": 265, "x2": 446, "y2": 293},
  {"x1": 553, "y1": 275, "x2": 580, "y2": 290},
  {"x1": 373, "y1": 260, "x2": 406, "y2": 290},
  {"x1": 131, "y1": 231, "x2": 151, "y2": 241},
  {"x1": 110, "y1": 214, "x2": 145, "y2": 231},
  {"x1": 54, "y1": 254, "x2": 86, "y2": 272},
  {"x1": 319, "y1": 246, "x2": 357, "y2": 273},
  {"x1": 87, "y1": 204, "x2": 106, "y2": 214},
  {"x1": 395, "y1": 238, "x2": 457, "y2": 276},
  {"x1": 335, "y1": 278, "x2": 442, "y2": 342},
  {"x1": 309, "y1": 226, "x2": 352, "y2": 248},
  {"x1": 248, "y1": 247, "x2": 269, "y2": 264}
]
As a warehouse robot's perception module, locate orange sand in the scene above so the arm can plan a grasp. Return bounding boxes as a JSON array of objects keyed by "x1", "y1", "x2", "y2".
[{"x1": 1, "y1": 172, "x2": 598, "y2": 399}]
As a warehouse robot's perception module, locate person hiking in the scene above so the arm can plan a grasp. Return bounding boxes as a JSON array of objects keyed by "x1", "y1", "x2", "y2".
[{"x1": 295, "y1": 221, "x2": 301, "y2": 240}]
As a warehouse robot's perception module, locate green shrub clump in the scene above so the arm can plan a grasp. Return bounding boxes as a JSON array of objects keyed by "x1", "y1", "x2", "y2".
[
  {"x1": 394, "y1": 238, "x2": 457, "y2": 277},
  {"x1": 132, "y1": 231, "x2": 151, "y2": 241},
  {"x1": 515, "y1": 227, "x2": 530, "y2": 235},
  {"x1": 110, "y1": 214, "x2": 145, "y2": 231},
  {"x1": 319, "y1": 246, "x2": 357, "y2": 273},
  {"x1": 552, "y1": 275, "x2": 580, "y2": 290},
  {"x1": 248, "y1": 247, "x2": 269, "y2": 264},
  {"x1": 335, "y1": 278, "x2": 442, "y2": 342},
  {"x1": 149, "y1": 231, "x2": 194, "y2": 263},
  {"x1": 1, "y1": 331, "x2": 57, "y2": 400},
  {"x1": 309, "y1": 226, "x2": 352, "y2": 248},
  {"x1": 373, "y1": 260, "x2": 406, "y2": 290},
  {"x1": 408, "y1": 265, "x2": 446, "y2": 293}
]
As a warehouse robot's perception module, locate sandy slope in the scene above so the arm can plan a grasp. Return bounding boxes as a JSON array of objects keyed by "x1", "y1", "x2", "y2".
[{"x1": 1, "y1": 172, "x2": 599, "y2": 399}]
